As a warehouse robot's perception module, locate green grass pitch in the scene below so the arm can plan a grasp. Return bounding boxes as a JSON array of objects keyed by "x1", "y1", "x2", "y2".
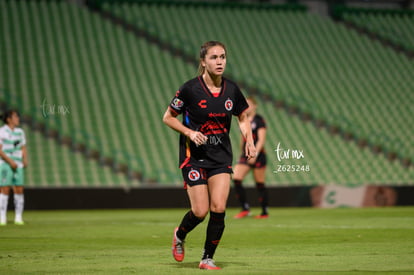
[{"x1": 1, "y1": 207, "x2": 413, "y2": 274}]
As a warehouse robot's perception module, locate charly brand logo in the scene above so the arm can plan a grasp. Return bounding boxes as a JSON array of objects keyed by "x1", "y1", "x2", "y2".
[
  {"x1": 40, "y1": 98, "x2": 70, "y2": 118},
  {"x1": 273, "y1": 142, "x2": 310, "y2": 173}
]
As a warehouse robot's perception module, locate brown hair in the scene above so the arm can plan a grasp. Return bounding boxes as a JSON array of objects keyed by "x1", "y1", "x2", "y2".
[
  {"x1": 246, "y1": 96, "x2": 257, "y2": 106},
  {"x1": 197, "y1": 41, "x2": 227, "y2": 75}
]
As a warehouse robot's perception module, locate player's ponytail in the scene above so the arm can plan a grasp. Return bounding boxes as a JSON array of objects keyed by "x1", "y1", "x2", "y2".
[
  {"x1": 246, "y1": 96, "x2": 257, "y2": 106},
  {"x1": 198, "y1": 41, "x2": 227, "y2": 75}
]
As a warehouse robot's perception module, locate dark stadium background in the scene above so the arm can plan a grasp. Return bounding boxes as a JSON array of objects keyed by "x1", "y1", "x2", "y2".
[{"x1": 1, "y1": 0, "x2": 413, "y2": 209}]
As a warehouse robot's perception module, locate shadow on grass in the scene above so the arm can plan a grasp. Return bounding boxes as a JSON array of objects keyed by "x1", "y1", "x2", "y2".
[{"x1": 164, "y1": 261, "x2": 249, "y2": 270}]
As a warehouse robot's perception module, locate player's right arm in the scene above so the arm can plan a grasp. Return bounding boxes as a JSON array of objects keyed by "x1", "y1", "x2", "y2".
[
  {"x1": 163, "y1": 108, "x2": 207, "y2": 146},
  {"x1": 0, "y1": 144, "x2": 18, "y2": 170},
  {"x1": 237, "y1": 111, "x2": 256, "y2": 160}
]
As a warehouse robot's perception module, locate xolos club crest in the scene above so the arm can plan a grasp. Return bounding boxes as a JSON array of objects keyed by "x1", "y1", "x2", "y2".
[
  {"x1": 188, "y1": 169, "x2": 201, "y2": 181},
  {"x1": 224, "y1": 98, "x2": 233, "y2": 111}
]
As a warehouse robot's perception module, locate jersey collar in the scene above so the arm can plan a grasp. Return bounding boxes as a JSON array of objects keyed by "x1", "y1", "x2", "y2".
[{"x1": 198, "y1": 76, "x2": 226, "y2": 97}]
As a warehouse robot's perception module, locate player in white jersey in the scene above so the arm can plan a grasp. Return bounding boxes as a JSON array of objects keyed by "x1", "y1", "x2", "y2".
[{"x1": 0, "y1": 110, "x2": 28, "y2": 225}]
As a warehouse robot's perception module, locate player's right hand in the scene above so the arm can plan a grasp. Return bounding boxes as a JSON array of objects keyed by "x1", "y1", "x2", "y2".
[
  {"x1": 189, "y1": 131, "x2": 208, "y2": 146},
  {"x1": 9, "y1": 161, "x2": 18, "y2": 170},
  {"x1": 245, "y1": 142, "x2": 257, "y2": 160}
]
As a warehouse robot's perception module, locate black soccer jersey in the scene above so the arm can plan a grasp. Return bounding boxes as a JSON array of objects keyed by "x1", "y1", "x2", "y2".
[
  {"x1": 169, "y1": 76, "x2": 249, "y2": 169},
  {"x1": 245, "y1": 114, "x2": 266, "y2": 153}
]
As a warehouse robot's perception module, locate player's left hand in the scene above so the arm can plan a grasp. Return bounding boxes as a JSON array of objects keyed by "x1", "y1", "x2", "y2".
[{"x1": 245, "y1": 143, "x2": 257, "y2": 160}]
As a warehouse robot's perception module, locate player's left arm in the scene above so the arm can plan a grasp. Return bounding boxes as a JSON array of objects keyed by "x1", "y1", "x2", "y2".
[
  {"x1": 247, "y1": 127, "x2": 266, "y2": 165},
  {"x1": 22, "y1": 145, "x2": 28, "y2": 168},
  {"x1": 237, "y1": 112, "x2": 256, "y2": 159},
  {"x1": 21, "y1": 130, "x2": 28, "y2": 168},
  {"x1": 255, "y1": 128, "x2": 266, "y2": 154}
]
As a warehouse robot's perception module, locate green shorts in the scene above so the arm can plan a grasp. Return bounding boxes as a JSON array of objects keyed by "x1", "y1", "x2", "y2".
[{"x1": 0, "y1": 163, "x2": 24, "y2": 187}]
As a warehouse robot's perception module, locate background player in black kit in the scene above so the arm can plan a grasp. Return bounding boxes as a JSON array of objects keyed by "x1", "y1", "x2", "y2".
[
  {"x1": 233, "y1": 96, "x2": 269, "y2": 219},
  {"x1": 163, "y1": 41, "x2": 256, "y2": 270}
]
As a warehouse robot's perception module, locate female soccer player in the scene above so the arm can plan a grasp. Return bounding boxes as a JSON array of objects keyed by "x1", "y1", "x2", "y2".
[
  {"x1": 163, "y1": 41, "x2": 256, "y2": 270},
  {"x1": 0, "y1": 109, "x2": 28, "y2": 225},
  {"x1": 233, "y1": 97, "x2": 269, "y2": 219}
]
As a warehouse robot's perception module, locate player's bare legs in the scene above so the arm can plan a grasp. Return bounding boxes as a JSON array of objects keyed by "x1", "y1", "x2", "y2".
[
  {"x1": 208, "y1": 173, "x2": 231, "y2": 213},
  {"x1": 233, "y1": 164, "x2": 251, "y2": 183},
  {"x1": 187, "y1": 185, "x2": 210, "y2": 218},
  {"x1": 253, "y1": 167, "x2": 265, "y2": 183}
]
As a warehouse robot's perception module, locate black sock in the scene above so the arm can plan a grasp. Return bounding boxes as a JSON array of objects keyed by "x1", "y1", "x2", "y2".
[
  {"x1": 176, "y1": 210, "x2": 204, "y2": 240},
  {"x1": 256, "y1": 182, "x2": 268, "y2": 215},
  {"x1": 234, "y1": 180, "x2": 249, "y2": 211},
  {"x1": 202, "y1": 211, "x2": 225, "y2": 260}
]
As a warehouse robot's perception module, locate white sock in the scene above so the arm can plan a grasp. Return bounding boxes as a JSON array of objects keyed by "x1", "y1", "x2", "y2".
[
  {"x1": 14, "y1": 194, "x2": 24, "y2": 223},
  {"x1": 0, "y1": 194, "x2": 9, "y2": 224}
]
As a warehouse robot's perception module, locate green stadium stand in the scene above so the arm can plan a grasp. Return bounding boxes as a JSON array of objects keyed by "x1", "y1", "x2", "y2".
[
  {"x1": 101, "y1": 1, "x2": 414, "y2": 165},
  {"x1": 335, "y1": 6, "x2": 414, "y2": 52},
  {"x1": 1, "y1": 0, "x2": 413, "y2": 187},
  {"x1": 23, "y1": 125, "x2": 134, "y2": 188},
  {"x1": 1, "y1": 0, "x2": 184, "y2": 186}
]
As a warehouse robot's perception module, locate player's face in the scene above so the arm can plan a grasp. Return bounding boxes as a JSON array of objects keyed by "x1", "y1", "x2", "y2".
[
  {"x1": 202, "y1": 46, "x2": 226, "y2": 76},
  {"x1": 7, "y1": 112, "x2": 20, "y2": 127}
]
